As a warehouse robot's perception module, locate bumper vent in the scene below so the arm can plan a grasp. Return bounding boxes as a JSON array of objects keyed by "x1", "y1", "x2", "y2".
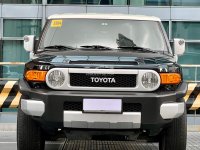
[
  {"x1": 69, "y1": 61, "x2": 138, "y2": 65},
  {"x1": 64, "y1": 102, "x2": 83, "y2": 111},
  {"x1": 70, "y1": 73, "x2": 137, "y2": 88},
  {"x1": 123, "y1": 103, "x2": 142, "y2": 112},
  {"x1": 64, "y1": 102, "x2": 142, "y2": 112}
]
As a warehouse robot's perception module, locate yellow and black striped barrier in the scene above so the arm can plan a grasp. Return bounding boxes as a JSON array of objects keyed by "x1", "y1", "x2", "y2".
[
  {"x1": 0, "y1": 80, "x2": 21, "y2": 109},
  {"x1": 0, "y1": 81, "x2": 199, "y2": 111},
  {"x1": 184, "y1": 83, "x2": 200, "y2": 110},
  {"x1": 0, "y1": 62, "x2": 25, "y2": 109}
]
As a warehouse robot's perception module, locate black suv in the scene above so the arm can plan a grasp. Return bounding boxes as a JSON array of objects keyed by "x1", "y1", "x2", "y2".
[{"x1": 17, "y1": 14, "x2": 187, "y2": 150}]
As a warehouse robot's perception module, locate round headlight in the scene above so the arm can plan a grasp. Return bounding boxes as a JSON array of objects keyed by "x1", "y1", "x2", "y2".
[
  {"x1": 142, "y1": 72, "x2": 159, "y2": 89},
  {"x1": 47, "y1": 70, "x2": 65, "y2": 87}
]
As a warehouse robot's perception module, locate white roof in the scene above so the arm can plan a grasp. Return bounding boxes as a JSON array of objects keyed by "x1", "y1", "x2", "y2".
[{"x1": 48, "y1": 13, "x2": 161, "y2": 22}]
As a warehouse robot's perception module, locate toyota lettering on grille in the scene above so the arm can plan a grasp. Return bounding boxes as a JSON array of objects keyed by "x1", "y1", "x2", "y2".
[
  {"x1": 91, "y1": 77, "x2": 116, "y2": 83},
  {"x1": 70, "y1": 73, "x2": 136, "y2": 87}
]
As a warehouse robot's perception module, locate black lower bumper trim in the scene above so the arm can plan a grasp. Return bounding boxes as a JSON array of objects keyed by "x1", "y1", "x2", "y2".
[{"x1": 19, "y1": 79, "x2": 187, "y2": 130}]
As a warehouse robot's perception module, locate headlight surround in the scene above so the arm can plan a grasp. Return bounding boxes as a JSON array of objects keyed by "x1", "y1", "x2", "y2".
[
  {"x1": 141, "y1": 72, "x2": 159, "y2": 89},
  {"x1": 47, "y1": 70, "x2": 65, "y2": 88}
]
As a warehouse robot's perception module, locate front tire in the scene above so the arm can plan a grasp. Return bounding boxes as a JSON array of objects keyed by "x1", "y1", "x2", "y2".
[
  {"x1": 17, "y1": 105, "x2": 45, "y2": 150},
  {"x1": 159, "y1": 109, "x2": 187, "y2": 150}
]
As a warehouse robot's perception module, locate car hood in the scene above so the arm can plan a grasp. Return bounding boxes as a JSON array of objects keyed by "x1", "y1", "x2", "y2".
[
  {"x1": 28, "y1": 50, "x2": 180, "y2": 73},
  {"x1": 35, "y1": 50, "x2": 174, "y2": 64}
]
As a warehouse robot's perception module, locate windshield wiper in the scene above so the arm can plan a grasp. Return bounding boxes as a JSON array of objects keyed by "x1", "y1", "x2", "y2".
[
  {"x1": 44, "y1": 45, "x2": 76, "y2": 50},
  {"x1": 37, "y1": 45, "x2": 76, "y2": 53},
  {"x1": 118, "y1": 46, "x2": 158, "y2": 53},
  {"x1": 80, "y1": 45, "x2": 113, "y2": 50}
]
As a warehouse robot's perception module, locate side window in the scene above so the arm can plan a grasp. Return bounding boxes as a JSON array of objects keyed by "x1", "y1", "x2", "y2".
[
  {"x1": 2, "y1": 0, "x2": 42, "y2": 4},
  {"x1": 1, "y1": 19, "x2": 42, "y2": 79},
  {"x1": 99, "y1": 0, "x2": 112, "y2": 5}
]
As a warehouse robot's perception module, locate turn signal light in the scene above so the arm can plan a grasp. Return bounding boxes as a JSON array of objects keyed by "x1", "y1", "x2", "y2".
[
  {"x1": 25, "y1": 70, "x2": 47, "y2": 82},
  {"x1": 160, "y1": 73, "x2": 181, "y2": 84}
]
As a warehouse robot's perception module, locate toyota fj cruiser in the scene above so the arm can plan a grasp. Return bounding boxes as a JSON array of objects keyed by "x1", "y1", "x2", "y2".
[{"x1": 17, "y1": 14, "x2": 187, "y2": 150}]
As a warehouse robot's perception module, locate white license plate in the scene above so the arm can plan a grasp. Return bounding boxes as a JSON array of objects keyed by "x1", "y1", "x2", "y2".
[{"x1": 83, "y1": 98, "x2": 122, "y2": 113}]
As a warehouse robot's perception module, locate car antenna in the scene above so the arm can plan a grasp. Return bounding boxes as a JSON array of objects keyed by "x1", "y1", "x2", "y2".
[{"x1": 34, "y1": 0, "x2": 40, "y2": 37}]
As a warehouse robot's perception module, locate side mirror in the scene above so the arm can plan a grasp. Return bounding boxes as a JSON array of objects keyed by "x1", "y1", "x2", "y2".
[
  {"x1": 24, "y1": 35, "x2": 35, "y2": 52},
  {"x1": 174, "y1": 38, "x2": 185, "y2": 56}
]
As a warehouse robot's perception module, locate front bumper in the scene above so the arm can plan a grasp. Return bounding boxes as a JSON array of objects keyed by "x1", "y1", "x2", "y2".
[{"x1": 19, "y1": 79, "x2": 187, "y2": 130}]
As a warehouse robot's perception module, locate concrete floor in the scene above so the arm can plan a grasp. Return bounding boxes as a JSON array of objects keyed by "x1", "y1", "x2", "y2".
[
  {"x1": 1, "y1": 113, "x2": 200, "y2": 150},
  {"x1": 0, "y1": 131, "x2": 200, "y2": 150}
]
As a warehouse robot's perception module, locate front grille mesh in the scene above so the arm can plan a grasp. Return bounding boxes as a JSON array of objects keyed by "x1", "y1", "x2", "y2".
[
  {"x1": 70, "y1": 73, "x2": 137, "y2": 88},
  {"x1": 123, "y1": 103, "x2": 142, "y2": 112},
  {"x1": 64, "y1": 102, "x2": 83, "y2": 111},
  {"x1": 64, "y1": 102, "x2": 142, "y2": 112}
]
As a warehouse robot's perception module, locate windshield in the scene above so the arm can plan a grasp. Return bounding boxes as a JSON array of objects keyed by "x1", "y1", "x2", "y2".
[{"x1": 39, "y1": 19, "x2": 169, "y2": 53}]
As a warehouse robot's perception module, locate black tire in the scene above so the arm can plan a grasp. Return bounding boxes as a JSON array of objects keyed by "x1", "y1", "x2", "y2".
[
  {"x1": 17, "y1": 105, "x2": 45, "y2": 150},
  {"x1": 159, "y1": 109, "x2": 187, "y2": 150}
]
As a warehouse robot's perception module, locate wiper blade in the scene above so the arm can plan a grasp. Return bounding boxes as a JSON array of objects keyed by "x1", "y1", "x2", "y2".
[
  {"x1": 80, "y1": 45, "x2": 113, "y2": 50},
  {"x1": 118, "y1": 46, "x2": 158, "y2": 53},
  {"x1": 44, "y1": 45, "x2": 76, "y2": 50},
  {"x1": 37, "y1": 45, "x2": 76, "y2": 53}
]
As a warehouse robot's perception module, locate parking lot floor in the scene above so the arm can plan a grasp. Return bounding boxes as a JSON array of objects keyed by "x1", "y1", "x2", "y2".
[{"x1": 0, "y1": 131, "x2": 200, "y2": 150}]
